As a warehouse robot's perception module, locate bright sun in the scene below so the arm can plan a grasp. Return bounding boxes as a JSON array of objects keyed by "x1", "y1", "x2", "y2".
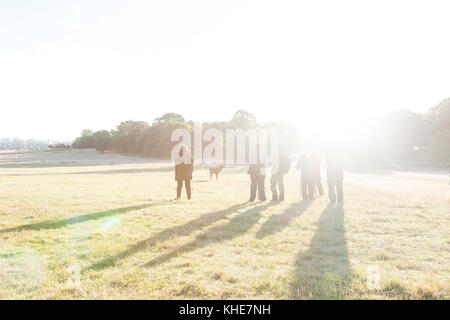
[{"x1": 293, "y1": 108, "x2": 373, "y2": 153}]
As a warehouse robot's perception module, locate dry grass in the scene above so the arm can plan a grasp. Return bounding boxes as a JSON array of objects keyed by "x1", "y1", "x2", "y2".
[{"x1": 0, "y1": 151, "x2": 448, "y2": 299}]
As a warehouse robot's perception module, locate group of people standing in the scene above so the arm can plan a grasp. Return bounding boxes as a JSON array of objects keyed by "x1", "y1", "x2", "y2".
[
  {"x1": 173, "y1": 144, "x2": 344, "y2": 204},
  {"x1": 297, "y1": 152, "x2": 323, "y2": 200},
  {"x1": 246, "y1": 151, "x2": 344, "y2": 204},
  {"x1": 247, "y1": 152, "x2": 291, "y2": 202},
  {"x1": 299, "y1": 151, "x2": 343, "y2": 203}
]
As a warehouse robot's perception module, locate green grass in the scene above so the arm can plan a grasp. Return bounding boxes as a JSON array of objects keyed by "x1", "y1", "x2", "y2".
[{"x1": 0, "y1": 153, "x2": 449, "y2": 299}]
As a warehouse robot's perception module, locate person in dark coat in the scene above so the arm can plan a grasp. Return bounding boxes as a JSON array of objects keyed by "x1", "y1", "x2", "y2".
[
  {"x1": 248, "y1": 161, "x2": 266, "y2": 202},
  {"x1": 297, "y1": 153, "x2": 314, "y2": 200},
  {"x1": 270, "y1": 152, "x2": 290, "y2": 201},
  {"x1": 311, "y1": 152, "x2": 324, "y2": 196},
  {"x1": 326, "y1": 151, "x2": 343, "y2": 204},
  {"x1": 174, "y1": 145, "x2": 194, "y2": 200}
]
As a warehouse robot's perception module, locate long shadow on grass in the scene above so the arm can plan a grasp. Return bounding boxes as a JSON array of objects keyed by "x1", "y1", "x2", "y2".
[
  {"x1": 1, "y1": 167, "x2": 174, "y2": 176},
  {"x1": 69, "y1": 167, "x2": 174, "y2": 175},
  {"x1": 0, "y1": 201, "x2": 172, "y2": 234},
  {"x1": 142, "y1": 202, "x2": 276, "y2": 268},
  {"x1": 86, "y1": 201, "x2": 256, "y2": 271},
  {"x1": 255, "y1": 200, "x2": 311, "y2": 239},
  {"x1": 290, "y1": 204, "x2": 352, "y2": 299}
]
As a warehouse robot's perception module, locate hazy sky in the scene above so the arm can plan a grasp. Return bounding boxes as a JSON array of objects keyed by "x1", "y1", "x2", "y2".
[{"x1": 1, "y1": 0, "x2": 449, "y2": 141}]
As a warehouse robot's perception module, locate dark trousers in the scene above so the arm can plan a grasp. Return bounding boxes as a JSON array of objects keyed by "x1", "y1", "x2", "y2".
[
  {"x1": 314, "y1": 171, "x2": 324, "y2": 196},
  {"x1": 270, "y1": 174, "x2": 285, "y2": 200},
  {"x1": 301, "y1": 177, "x2": 314, "y2": 200},
  {"x1": 250, "y1": 175, "x2": 266, "y2": 201},
  {"x1": 327, "y1": 177, "x2": 343, "y2": 203},
  {"x1": 176, "y1": 179, "x2": 191, "y2": 199}
]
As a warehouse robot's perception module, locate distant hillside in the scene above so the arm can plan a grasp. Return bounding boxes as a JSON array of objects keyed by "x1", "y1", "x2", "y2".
[{"x1": 0, "y1": 138, "x2": 72, "y2": 150}]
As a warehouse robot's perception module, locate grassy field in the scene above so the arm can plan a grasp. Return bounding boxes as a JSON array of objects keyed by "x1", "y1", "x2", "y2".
[{"x1": 0, "y1": 150, "x2": 448, "y2": 299}]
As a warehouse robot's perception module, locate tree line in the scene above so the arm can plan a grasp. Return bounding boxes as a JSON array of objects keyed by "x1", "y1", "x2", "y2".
[
  {"x1": 72, "y1": 101, "x2": 450, "y2": 166},
  {"x1": 72, "y1": 110, "x2": 299, "y2": 159},
  {"x1": 356, "y1": 98, "x2": 449, "y2": 166}
]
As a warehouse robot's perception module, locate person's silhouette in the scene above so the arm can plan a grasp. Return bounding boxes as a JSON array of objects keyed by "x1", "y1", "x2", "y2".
[
  {"x1": 174, "y1": 145, "x2": 194, "y2": 200},
  {"x1": 326, "y1": 151, "x2": 343, "y2": 204},
  {"x1": 297, "y1": 153, "x2": 314, "y2": 200}
]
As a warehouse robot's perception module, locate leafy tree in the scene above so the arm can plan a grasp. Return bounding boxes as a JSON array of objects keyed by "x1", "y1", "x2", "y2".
[
  {"x1": 429, "y1": 129, "x2": 450, "y2": 165},
  {"x1": 72, "y1": 129, "x2": 95, "y2": 149},
  {"x1": 111, "y1": 121, "x2": 150, "y2": 153},
  {"x1": 153, "y1": 113, "x2": 185, "y2": 125},
  {"x1": 92, "y1": 130, "x2": 112, "y2": 153},
  {"x1": 72, "y1": 130, "x2": 95, "y2": 149},
  {"x1": 427, "y1": 98, "x2": 450, "y2": 132},
  {"x1": 81, "y1": 129, "x2": 94, "y2": 137},
  {"x1": 378, "y1": 111, "x2": 432, "y2": 163},
  {"x1": 230, "y1": 109, "x2": 257, "y2": 128}
]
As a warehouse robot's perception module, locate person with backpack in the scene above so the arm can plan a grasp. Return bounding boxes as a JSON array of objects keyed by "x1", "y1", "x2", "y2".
[{"x1": 270, "y1": 152, "x2": 291, "y2": 201}]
